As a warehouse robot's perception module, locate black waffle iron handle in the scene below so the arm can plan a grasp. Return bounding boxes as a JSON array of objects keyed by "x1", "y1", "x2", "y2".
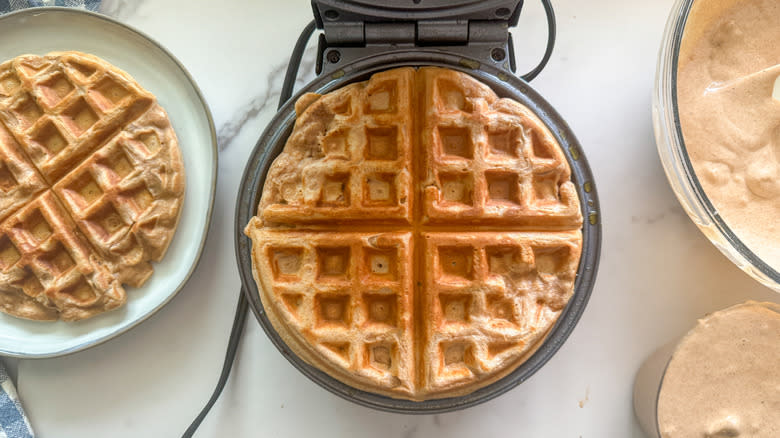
[
  {"x1": 311, "y1": 0, "x2": 556, "y2": 82},
  {"x1": 312, "y1": 0, "x2": 523, "y2": 76}
]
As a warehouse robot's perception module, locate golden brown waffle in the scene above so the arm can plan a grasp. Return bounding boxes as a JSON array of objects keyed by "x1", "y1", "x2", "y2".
[
  {"x1": 0, "y1": 52, "x2": 185, "y2": 321},
  {"x1": 259, "y1": 68, "x2": 414, "y2": 225},
  {"x1": 0, "y1": 192, "x2": 123, "y2": 321},
  {"x1": 246, "y1": 67, "x2": 583, "y2": 400},
  {"x1": 420, "y1": 68, "x2": 580, "y2": 227},
  {"x1": 421, "y1": 231, "x2": 580, "y2": 397},
  {"x1": 251, "y1": 230, "x2": 416, "y2": 396}
]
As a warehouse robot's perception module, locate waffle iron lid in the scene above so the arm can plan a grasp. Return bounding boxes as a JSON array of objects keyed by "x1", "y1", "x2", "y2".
[
  {"x1": 311, "y1": 0, "x2": 524, "y2": 75},
  {"x1": 311, "y1": 0, "x2": 523, "y2": 24}
]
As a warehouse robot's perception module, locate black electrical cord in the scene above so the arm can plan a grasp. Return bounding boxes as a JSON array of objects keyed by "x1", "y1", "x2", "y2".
[
  {"x1": 183, "y1": 1, "x2": 553, "y2": 433},
  {"x1": 521, "y1": 0, "x2": 556, "y2": 82},
  {"x1": 280, "y1": 21, "x2": 318, "y2": 106},
  {"x1": 181, "y1": 20, "x2": 317, "y2": 438},
  {"x1": 181, "y1": 289, "x2": 248, "y2": 438}
]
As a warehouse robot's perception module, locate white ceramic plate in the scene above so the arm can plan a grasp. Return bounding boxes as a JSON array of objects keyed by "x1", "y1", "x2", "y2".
[{"x1": 0, "y1": 8, "x2": 217, "y2": 358}]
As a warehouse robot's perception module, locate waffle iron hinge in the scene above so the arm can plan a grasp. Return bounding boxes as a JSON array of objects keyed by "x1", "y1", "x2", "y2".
[{"x1": 312, "y1": 0, "x2": 522, "y2": 76}]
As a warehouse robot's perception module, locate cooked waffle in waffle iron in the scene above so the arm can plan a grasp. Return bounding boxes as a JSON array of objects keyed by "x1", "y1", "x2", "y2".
[{"x1": 246, "y1": 67, "x2": 582, "y2": 399}]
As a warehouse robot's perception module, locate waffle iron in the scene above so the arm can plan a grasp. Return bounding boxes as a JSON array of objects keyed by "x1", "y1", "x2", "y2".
[{"x1": 186, "y1": 0, "x2": 601, "y2": 433}]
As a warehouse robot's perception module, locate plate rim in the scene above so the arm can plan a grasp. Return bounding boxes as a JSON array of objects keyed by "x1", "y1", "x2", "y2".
[{"x1": 0, "y1": 7, "x2": 218, "y2": 359}]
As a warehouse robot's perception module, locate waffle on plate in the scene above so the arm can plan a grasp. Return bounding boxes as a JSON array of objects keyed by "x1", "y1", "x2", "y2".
[
  {"x1": 0, "y1": 52, "x2": 184, "y2": 321},
  {"x1": 246, "y1": 67, "x2": 582, "y2": 400}
]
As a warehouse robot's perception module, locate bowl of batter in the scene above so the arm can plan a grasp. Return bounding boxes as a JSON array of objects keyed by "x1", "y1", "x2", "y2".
[
  {"x1": 633, "y1": 301, "x2": 780, "y2": 437},
  {"x1": 654, "y1": 0, "x2": 780, "y2": 292}
]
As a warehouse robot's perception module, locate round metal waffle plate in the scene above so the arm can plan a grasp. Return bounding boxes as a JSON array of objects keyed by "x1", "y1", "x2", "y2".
[{"x1": 235, "y1": 51, "x2": 601, "y2": 413}]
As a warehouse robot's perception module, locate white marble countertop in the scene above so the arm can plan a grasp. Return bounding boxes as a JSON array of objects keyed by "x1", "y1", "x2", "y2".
[{"x1": 7, "y1": 0, "x2": 779, "y2": 437}]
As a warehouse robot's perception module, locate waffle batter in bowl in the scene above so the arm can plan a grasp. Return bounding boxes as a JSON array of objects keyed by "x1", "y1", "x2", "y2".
[
  {"x1": 653, "y1": 0, "x2": 780, "y2": 291},
  {"x1": 655, "y1": 0, "x2": 780, "y2": 291},
  {"x1": 678, "y1": 0, "x2": 780, "y2": 270}
]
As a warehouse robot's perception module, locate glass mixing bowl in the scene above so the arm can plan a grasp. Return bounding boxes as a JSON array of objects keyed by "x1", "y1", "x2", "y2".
[{"x1": 653, "y1": 0, "x2": 780, "y2": 292}]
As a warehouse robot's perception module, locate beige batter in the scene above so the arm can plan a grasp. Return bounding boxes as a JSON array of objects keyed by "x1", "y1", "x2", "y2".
[
  {"x1": 657, "y1": 301, "x2": 780, "y2": 437},
  {"x1": 678, "y1": 0, "x2": 780, "y2": 270}
]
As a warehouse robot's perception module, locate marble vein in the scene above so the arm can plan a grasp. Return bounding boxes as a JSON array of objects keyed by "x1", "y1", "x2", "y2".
[
  {"x1": 630, "y1": 205, "x2": 685, "y2": 225},
  {"x1": 217, "y1": 47, "x2": 318, "y2": 151},
  {"x1": 401, "y1": 423, "x2": 419, "y2": 438}
]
